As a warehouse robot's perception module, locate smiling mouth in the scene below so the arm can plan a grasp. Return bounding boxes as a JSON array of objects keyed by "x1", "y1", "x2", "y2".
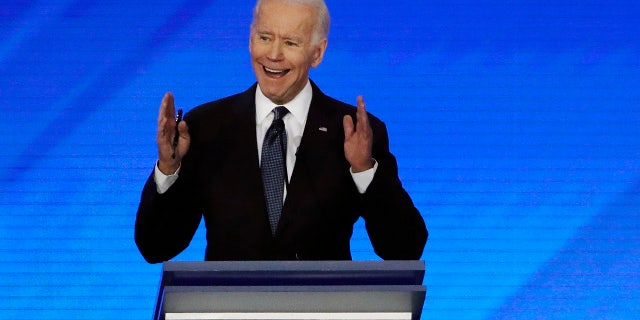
[{"x1": 264, "y1": 66, "x2": 290, "y2": 77}]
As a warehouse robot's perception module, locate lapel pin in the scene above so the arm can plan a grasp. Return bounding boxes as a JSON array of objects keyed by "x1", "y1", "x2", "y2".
[{"x1": 319, "y1": 127, "x2": 328, "y2": 132}]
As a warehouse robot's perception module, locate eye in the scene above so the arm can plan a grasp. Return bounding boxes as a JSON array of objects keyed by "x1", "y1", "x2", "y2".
[
  {"x1": 284, "y1": 40, "x2": 299, "y2": 47},
  {"x1": 258, "y1": 34, "x2": 271, "y2": 41}
]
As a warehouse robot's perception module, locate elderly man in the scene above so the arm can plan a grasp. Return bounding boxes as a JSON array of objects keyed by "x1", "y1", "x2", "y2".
[{"x1": 135, "y1": 0, "x2": 427, "y2": 262}]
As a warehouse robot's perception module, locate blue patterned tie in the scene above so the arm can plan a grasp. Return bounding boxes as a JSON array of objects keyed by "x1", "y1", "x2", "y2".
[{"x1": 261, "y1": 106, "x2": 289, "y2": 235}]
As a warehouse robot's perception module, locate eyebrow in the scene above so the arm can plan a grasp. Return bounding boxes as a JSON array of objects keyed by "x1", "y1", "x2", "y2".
[{"x1": 254, "y1": 29, "x2": 305, "y2": 43}]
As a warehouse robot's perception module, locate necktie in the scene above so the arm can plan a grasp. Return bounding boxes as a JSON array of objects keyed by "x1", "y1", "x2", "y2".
[{"x1": 261, "y1": 106, "x2": 289, "y2": 235}]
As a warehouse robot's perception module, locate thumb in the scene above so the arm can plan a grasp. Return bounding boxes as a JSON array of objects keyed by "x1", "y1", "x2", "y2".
[
  {"x1": 177, "y1": 119, "x2": 189, "y2": 138},
  {"x1": 343, "y1": 114, "x2": 354, "y2": 139}
]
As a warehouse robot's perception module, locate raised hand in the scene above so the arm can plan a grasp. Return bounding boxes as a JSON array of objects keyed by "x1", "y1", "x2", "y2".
[
  {"x1": 156, "y1": 92, "x2": 190, "y2": 175},
  {"x1": 343, "y1": 95, "x2": 375, "y2": 172}
]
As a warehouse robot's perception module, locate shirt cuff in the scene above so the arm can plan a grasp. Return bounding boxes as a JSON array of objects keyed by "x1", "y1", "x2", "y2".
[
  {"x1": 350, "y1": 160, "x2": 378, "y2": 194},
  {"x1": 153, "y1": 161, "x2": 181, "y2": 194}
]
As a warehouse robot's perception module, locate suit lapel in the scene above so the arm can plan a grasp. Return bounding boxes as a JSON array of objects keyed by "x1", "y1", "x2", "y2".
[
  {"x1": 232, "y1": 84, "x2": 260, "y2": 170},
  {"x1": 279, "y1": 83, "x2": 340, "y2": 233},
  {"x1": 290, "y1": 82, "x2": 333, "y2": 187},
  {"x1": 229, "y1": 85, "x2": 271, "y2": 227}
]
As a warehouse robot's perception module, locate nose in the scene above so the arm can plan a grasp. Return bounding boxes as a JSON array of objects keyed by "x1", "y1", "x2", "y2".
[{"x1": 267, "y1": 40, "x2": 284, "y2": 60}]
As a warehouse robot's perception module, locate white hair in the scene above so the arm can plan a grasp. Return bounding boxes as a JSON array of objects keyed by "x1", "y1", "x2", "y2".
[{"x1": 251, "y1": 0, "x2": 331, "y2": 44}]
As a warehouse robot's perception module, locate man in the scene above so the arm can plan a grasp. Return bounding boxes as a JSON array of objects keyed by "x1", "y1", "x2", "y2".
[{"x1": 135, "y1": 0, "x2": 427, "y2": 263}]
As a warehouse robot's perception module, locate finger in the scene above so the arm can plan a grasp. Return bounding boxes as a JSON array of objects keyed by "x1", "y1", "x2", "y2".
[
  {"x1": 157, "y1": 115, "x2": 167, "y2": 140},
  {"x1": 357, "y1": 95, "x2": 365, "y2": 109},
  {"x1": 343, "y1": 114, "x2": 354, "y2": 139},
  {"x1": 157, "y1": 93, "x2": 177, "y2": 150},
  {"x1": 356, "y1": 95, "x2": 371, "y2": 132},
  {"x1": 158, "y1": 92, "x2": 174, "y2": 121},
  {"x1": 172, "y1": 120, "x2": 189, "y2": 159}
]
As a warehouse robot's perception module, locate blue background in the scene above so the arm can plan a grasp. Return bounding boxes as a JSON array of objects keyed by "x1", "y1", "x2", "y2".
[{"x1": 1, "y1": 0, "x2": 639, "y2": 319}]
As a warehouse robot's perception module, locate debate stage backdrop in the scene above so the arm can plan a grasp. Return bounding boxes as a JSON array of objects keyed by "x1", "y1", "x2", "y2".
[{"x1": 1, "y1": 0, "x2": 639, "y2": 319}]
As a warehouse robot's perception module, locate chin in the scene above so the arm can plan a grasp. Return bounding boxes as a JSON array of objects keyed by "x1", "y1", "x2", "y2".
[{"x1": 259, "y1": 86, "x2": 287, "y2": 103}]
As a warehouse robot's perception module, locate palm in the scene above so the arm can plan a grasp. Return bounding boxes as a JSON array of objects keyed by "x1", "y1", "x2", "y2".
[{"x1": 343, "y1": 95, "x2": 374, "y2": 172}]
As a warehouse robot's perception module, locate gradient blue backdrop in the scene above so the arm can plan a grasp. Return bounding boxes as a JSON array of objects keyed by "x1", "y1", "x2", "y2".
[{"x1": 1, "y1": 0, "x2": 639, "y2": 319}]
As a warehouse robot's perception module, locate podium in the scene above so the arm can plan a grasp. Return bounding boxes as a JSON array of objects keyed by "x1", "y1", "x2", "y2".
[{"x1": 153, "y1": 261, "x2": 426, "y2": 320}]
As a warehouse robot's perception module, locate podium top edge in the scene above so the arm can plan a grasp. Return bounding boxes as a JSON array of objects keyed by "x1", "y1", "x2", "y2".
[
  {"x1": 162, "y1": 260, "x2": 425, "y2": 272},
  {"x1": 162, "y1": 284, "x2": 427, "y2": 293}
]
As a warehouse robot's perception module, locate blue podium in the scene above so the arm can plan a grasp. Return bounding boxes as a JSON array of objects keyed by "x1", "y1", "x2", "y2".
[{"x1": 153, "y1": 261, "x2": 426, "y2": 320}]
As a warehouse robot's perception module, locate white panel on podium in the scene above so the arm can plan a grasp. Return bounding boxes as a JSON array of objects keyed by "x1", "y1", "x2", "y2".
[
  {"x1": 153, "y1": 261, "x2": 426, "y2": 320},
  {"x1": 165, "y1": 312, "x2": 412, "y2": 319}
]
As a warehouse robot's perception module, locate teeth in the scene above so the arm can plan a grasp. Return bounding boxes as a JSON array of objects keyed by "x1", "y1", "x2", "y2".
[{"x1": 265, "y1": 67, "x2": 285, "y2": 74}]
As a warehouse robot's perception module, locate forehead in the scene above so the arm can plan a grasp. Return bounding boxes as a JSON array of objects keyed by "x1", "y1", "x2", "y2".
[{"x1": 253, "y1": 0, "x2": 317, "y2": 37}]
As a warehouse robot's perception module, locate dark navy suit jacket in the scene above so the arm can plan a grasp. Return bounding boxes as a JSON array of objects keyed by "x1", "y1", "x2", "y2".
[{"x1": 135, "y1": 81, "x2": 427, "y2": 262}]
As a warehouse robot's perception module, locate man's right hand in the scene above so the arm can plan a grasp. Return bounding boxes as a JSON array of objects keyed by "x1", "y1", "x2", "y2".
[{"x1": 156, "y1": 92, "x2": 190, "y2": 175}]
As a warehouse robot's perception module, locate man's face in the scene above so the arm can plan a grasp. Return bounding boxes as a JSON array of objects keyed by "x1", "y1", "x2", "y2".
[{"x1": 249, "y1": 0, "x2": 327, "y2": 105}]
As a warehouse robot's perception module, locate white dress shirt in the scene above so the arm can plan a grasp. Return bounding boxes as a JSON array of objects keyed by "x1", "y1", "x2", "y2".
[{"x1": 154, "y1": 80, "x2": 377, "y2": 194}]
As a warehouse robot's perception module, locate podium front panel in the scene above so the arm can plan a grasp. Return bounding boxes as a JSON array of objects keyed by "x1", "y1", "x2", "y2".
[{"x1": 154, "y1": 261, "x2": 426, "y2": 320}]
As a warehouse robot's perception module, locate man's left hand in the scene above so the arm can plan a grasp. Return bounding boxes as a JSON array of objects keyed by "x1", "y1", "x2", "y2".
[{"x1": 343, "y1": 95, "x2": 375, "y2": 172}]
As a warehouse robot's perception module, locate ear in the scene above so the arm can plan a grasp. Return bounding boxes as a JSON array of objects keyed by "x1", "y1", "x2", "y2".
[{"x1": 311, "y1": 38, "x2": 328, "y2": 68}]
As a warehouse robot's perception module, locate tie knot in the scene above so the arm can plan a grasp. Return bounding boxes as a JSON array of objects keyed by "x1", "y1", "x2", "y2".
[{"x1": 273, "y1": 106, "x2": 289, "y2": 121}]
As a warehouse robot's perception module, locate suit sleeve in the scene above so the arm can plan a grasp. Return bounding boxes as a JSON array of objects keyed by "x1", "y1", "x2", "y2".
[
  {"x1": 360, "y1": 120, "x2": 428, "y2": 260},
  {"x1": 134, "y1": 167, "x2": 202, "y2": 263},
  {"x1": 134, "y1": 168, "x2": 202, "y2": 263},
  {"x1": 134, "y1": 114, "x2": 203, "y2": 263}
]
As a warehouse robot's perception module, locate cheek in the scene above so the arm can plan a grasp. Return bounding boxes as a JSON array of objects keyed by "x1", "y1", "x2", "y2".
[
  {"x1": 288, "y1": 52, "x2": 313, "y2": 69},
  {"x1": 249, "y1": 41, "x2": 266, "y2": 59},
  {"x1": 249, "y1": 47, "x2": 261, "y2": 60}
]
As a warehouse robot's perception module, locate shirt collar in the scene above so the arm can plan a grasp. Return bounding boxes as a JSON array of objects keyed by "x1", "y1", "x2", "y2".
[{"x1": 255, "y1": 80, "x2": 312, "y2": 127}]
